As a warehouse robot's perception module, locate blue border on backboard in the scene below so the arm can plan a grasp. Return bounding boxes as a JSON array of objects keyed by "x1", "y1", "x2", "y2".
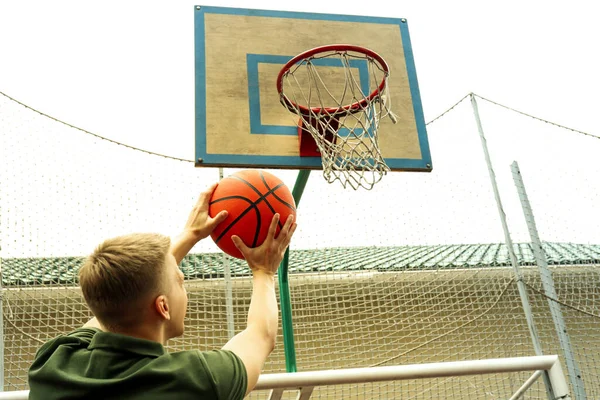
[{"x1": 194, "y1": 5, "x2": 432, "y2": 171}]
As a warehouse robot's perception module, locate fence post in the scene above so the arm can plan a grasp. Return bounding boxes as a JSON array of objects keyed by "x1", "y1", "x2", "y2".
[
  {"x1": 0, "y1": 277, "x2": 4, "y2": 390},
  {"x1": 470, "y1": 94, "x2": 555, "y2": 399},
  {"x1": 511, "y1": 160, "x2": 587, "y2": 399},
  {"x1": 218, "y1": 167, "x2": 236, "y2": 339}
]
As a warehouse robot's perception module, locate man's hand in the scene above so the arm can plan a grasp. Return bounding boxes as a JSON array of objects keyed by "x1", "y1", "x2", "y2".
[
  {"x1": 183, "y1": 183, "x2": 228, "y2": 241},
  {"x1": 171, "y1": 183, "x2": 228, "y2": 264},
  {"x1": 231, "y1": 213, "x2": 297, "y2": 275}
]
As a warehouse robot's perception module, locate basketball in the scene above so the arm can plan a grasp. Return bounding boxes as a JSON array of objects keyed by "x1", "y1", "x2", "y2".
[{"x1": 209, "y1": 170, "x2": 297, "y2": 259}]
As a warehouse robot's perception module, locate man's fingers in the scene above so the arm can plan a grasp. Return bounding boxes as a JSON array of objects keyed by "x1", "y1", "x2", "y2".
[
  {"x1": 197, "y1": 182, "x2": 218, "y2": 205},
  {"x1": 211, "y1": 210, "x2": 228, "y2": 225},
  {"x1": 277, "y1": 215, "x2": 295, "y2": 240},
  {"x1": 283, "y1": 214, "x2": 295, "y2": 230},
  {"x1": 203, "y1": 210, "x2": 228, "y2": 234},
  {"x1": 280, "y1": 222, "x2": 297, "y2": 250},
  {"x1": 267, "y1": 213, "x2": 280, "y2": 239},
  {"x1": 288, "y1": 222, "x2": 297, "y2": 239},
  {"x1": 231, "y1": 235, "x2": 249, "y2": 253}
]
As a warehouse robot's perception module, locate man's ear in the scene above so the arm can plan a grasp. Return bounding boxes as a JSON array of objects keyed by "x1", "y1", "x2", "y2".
[{"x1": 154, "y1": 295, "x2": 170, "y2": 321}]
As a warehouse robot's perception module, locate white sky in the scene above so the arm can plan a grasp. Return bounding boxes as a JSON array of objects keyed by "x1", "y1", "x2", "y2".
[
  {"x1": 1, "y1": 0, "x2": 598, "y2": 157},
  {"x1": 1, "y1": 0, "x2": 599, "y2": 257}
]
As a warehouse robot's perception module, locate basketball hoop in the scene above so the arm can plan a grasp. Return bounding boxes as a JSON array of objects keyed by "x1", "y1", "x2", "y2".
[{"x1": 276, "y1": 44, "x2": 398, "y2": 190}]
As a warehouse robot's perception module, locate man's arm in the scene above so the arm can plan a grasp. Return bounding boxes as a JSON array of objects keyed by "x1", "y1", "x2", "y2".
[
  {"x1": 171, "y1": 183, "x2": 228, "y2": 264},
  {"x1": 222, "y1": 213, "x2": 297, "y2": 396},
  {"x1": 170, "y1": 231, "x2": 201, "y2": 265}
]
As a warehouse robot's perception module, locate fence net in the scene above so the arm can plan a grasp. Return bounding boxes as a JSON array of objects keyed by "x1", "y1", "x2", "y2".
[{"x1": 1, "y1": 92, "x2": 599, "y2": 398}]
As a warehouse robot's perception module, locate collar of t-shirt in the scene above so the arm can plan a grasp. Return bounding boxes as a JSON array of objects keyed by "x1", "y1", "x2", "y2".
[{"x1": 86, "y1": 330, "x2": 166, "y2": 358}]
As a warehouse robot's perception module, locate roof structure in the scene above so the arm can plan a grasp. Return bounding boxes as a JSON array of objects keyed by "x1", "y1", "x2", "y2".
[{"x1": 2, "y1": 242, "x2": 599, "y2": 287}]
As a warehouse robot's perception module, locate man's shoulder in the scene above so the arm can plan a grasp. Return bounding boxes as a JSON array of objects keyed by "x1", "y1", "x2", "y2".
[
  {"x1": 168, "y1": 349, "x2": 242, "y2": 369},
  {"x1": 34, "y1": 328, "x2": 100, "y2": 359},
  {"x1": 167, "y1": 349, "x2": 248, "y2": 398}
]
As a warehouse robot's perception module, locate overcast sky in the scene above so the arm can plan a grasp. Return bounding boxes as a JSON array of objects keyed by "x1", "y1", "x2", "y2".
[{"x1": 1, "y1": 0, "x2": 599, "y2": 257}]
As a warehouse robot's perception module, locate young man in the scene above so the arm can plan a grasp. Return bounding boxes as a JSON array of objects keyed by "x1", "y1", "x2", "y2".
[{"x1": 28, "y1": 182, "x2": 297, "y2": 399}]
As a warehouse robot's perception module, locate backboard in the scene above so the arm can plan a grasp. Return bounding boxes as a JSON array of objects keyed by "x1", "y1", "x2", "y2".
[{"x1": 194, "y1": 5, "x2": 432, "y2": 172}]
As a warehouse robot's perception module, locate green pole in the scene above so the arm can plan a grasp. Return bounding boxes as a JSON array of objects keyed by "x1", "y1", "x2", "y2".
[{"x1": 278, "y1": 169, "x2": 310, "y2": 373}]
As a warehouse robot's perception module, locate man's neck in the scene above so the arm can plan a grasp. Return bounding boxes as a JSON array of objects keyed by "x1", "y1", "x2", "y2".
[{"x1": 109, "y1": 323, "x2": 169, "y2": 345}]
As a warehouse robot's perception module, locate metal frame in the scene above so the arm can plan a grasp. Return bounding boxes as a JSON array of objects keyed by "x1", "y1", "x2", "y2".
[
  {"x1": 0, "y1": 355, "x2": 568, "y2": 399},
  {"x1": 255, "y1": 355, "x2": 571, "y2": 399}
]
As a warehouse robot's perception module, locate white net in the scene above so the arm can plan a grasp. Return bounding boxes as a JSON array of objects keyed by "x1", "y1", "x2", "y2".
[
  {"x1": 278, "y1": 48, "x2": 396, "y2": 190},
  {"x1": 1, "y1": 91, "x2": 600, "y2": 399}
]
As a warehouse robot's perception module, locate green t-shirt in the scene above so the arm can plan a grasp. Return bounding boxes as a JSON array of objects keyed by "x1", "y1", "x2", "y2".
[{"x1": 28, "y1": 328, "x2": 247, "y2": 400}]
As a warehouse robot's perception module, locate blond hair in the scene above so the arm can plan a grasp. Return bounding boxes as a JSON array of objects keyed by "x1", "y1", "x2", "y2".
[{"x1": 79, "y1": 233, "x2": 171, "y2": 329}]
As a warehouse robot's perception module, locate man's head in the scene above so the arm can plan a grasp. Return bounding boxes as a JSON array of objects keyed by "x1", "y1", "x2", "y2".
[{"x1": 79, "y1": 233, "x2": 188, "y2": 340}]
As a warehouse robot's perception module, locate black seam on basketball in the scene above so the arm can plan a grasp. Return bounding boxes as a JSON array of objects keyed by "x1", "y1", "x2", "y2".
[
  {"x1": 229, "y1": 175, "x2": 264, "y2": 196},
  {"x1": 259, "y1": 174, "x2": 295, "y2": 229},
  {"x1": 212, "y1": 187, "x2": 281, "y2": 244},
  {"x1": 251, "y1": 211, "x2": 261, "y2": 248},
  {"x1": 213, "y1": 196, "x2": 260, "y2": 244},
  {"x1": 213, "y1": 175, "x2": 291, "y2": 246},
  {"x1": 210, "y1": 195, "x2": 255, "y2": 205},
  {"x1": 229, "y1": 175, "x2": 286, "y2": 220},
  {"x1": 268, "y1": 191, "x2": 295, "y2": 211}
]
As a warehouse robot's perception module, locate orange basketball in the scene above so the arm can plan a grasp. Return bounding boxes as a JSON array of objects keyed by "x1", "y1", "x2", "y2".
[{"x1": 209, "y1": 170, "x2": 297, "y2": 259}]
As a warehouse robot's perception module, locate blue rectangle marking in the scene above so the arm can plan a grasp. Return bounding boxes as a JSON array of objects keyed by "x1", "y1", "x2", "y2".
[{"x1": 247, "y1": 54, "x2": 370, "y2": 136}]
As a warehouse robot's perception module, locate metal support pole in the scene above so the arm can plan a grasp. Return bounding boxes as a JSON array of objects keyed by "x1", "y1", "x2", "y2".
[
  {"x1": 470, "y1": 94, "x2": 555, "y2": 400},
  {"x1": 219, "y1": 168, "x2": 235, "y2": 339},
  {"x1": 279, "y1": 169, "x2": 311, "y2": 373},
  {"x1": 255, "y1": 355, "x2": 566, "y2": 389},
  {"x1": 509, "y1": 370, "x2": 544, "y2": 400},
  {"x1": 511, "y1": 161, "x2": 586, "y2": 399},
  {"x1": 0, "y1": 272, "x2": 4, "y2": 391}
]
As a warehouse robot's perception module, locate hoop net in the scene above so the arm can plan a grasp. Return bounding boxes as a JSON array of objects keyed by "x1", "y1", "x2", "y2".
[{"x1": 277, "y1": 45, "x2": 398, "y2": 190}]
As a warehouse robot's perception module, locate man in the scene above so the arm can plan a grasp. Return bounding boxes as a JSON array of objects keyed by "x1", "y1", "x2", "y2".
[{"x1": 28, "y1": 182, "x2": 297, "y2": 399}]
